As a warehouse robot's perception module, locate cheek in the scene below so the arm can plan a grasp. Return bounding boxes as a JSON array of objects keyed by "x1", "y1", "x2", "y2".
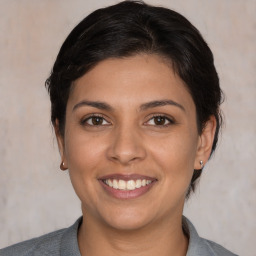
[
  {"x1": 65, "y1": 129, "x2": 106, "y2": 173},
  {"x1": 148, "y1": 130, "x2": 198, "y2": 181},
  {"x1": 64, "y1": 131, "x2": 108, "y2": 206}
]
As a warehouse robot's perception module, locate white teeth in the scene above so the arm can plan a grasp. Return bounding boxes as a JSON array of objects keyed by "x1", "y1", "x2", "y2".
[
  {"x1": 135, "y1": 179, "x2": 141, "y2": 188},
  {"x1": 104, "y1": 178, "x2": 152, "y2": 190},
  {"x1": 118, "y1": 180, "x2": 126, "y2": 190},
  {"x1": 127, "y1": 180, "x2": 136, "y2": 190},
  {"x1": 113, "y1": 179, "x2": 118, "y2": 189},
  {"x1": 108, "y1": 179, "x2": 113, "y2": 187}
]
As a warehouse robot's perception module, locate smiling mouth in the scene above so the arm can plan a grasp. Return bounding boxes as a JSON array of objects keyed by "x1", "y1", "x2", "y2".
[
  {"x1": 103, "y1": 179, "x2": 153, "y2": 191},
  {"x1": 99, "y1": 174, "x2": 157, "y2": 199}
]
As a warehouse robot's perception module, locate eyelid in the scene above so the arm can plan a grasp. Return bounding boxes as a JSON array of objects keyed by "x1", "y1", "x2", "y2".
[
  {"x1": 144, "y1": 114, "x2": 175, "y2": 126},
  {"x1": 81, "y1": 113, "x2": 111, "y2": 126}
]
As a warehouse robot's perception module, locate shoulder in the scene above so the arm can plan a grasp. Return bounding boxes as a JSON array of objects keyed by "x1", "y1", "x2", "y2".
[
  {"x1": 184, "y1": 216, "x2": 238, "y2": 256},
  {"x1": 0, "y1": 217, "x2": 82, "y2": 256},
  {"x1": 201, "y1": 238, "x2": 239, "y2": 256},
  {"x1": 0, "y1": 228, "x2": 66, "y2": 256}
]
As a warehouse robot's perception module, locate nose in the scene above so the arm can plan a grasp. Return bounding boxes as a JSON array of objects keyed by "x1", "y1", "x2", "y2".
[{"x1": 106, "y1": 125, "x2": 147, "y2": 165}]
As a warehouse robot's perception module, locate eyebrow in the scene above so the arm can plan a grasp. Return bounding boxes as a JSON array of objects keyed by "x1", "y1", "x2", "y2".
[
  {"x1": 73, "y1": 100, "x2": 113, "y2": 112},
  {"x1": 140, "y1": 100, "x2": 185, "y2": 112},
  {"x1": 73, "y1": 99, "x2": 185, "y2": 112}
]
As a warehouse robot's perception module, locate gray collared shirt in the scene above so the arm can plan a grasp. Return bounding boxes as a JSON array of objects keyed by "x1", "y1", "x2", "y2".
[{"x1": 0, "y1": 217, "x2": 238, "y2": 256}]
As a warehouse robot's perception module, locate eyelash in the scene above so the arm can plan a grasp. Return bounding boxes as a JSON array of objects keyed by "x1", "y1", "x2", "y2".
[
  {"x1": 80, "y1": 114, "x2": 111, "y2": 126},
  {"x1": 145, "y1": 114, "x2": 175, "y2": 127},
  {"x1": 80, "y1": 114, "x2": 175, "y2": 127}
]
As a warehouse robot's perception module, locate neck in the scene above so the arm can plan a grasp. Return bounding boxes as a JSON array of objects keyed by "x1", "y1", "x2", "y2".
[{"x1": 78, "y1": 210, "x2": 188, "y2": 256}]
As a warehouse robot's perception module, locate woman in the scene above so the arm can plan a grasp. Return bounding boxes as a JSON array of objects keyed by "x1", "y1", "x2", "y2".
[{"x1": 0, "y1": 1, "x2": 237, "y2": 255}]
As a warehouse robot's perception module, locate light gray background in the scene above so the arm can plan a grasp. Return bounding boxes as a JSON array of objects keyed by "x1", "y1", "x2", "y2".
[{"x1": 0, "y1": 1, "x2": 255, "y2": 255}]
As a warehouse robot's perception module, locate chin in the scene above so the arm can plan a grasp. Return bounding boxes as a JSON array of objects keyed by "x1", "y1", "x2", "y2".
[
  {"x1": 106, "y1": 217, "x2": 150, "y2": 231},
  {"x1": 99, "y1": 206, "x2": 155, "y2": 231}
]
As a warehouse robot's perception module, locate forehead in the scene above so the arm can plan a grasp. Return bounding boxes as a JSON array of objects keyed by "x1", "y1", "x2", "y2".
[{"x1": 68, "y1": 54, "x2": 195, "y2": 112}]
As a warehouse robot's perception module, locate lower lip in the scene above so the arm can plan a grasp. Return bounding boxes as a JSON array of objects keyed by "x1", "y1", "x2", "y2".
[{"x1": 99, "y1": 180, "x2": 157, "y2": 199}]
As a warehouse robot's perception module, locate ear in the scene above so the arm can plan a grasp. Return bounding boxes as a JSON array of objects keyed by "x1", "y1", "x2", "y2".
[
  {"x1": 194, "y1": 115, "x2": 217, "y2": 170},
  {"x1": 54, "y1": 119, "x2": 68, "y2": 170}
]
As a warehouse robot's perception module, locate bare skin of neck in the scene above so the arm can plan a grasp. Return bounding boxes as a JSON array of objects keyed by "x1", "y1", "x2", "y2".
[{"x1": 78, "y1": 208, "x2": 188, "y2": 256}]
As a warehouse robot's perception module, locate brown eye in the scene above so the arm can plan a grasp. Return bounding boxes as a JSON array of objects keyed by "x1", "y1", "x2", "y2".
[
  {"x1": 153, "y1": 116, "x2": 167, "y2": 125},
  {"x1": 82, "y1": 115, "x2": 110, "y2": 126},
  {"x1": 145, "y1": 115, "x2": 173, "y2": 126},
  {"x1": 91, "y1": 116, "x2": 104, "y2": 125}
]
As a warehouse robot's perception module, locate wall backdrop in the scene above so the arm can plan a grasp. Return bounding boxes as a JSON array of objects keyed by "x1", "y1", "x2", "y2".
[{"x1": 0, "y1": 1, "x2": 255, "y2": 255}]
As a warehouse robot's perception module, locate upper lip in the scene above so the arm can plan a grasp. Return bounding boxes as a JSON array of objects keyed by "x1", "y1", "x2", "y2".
[{"x1": 98, "y1": 173, "x2": 157, "y2": 181}]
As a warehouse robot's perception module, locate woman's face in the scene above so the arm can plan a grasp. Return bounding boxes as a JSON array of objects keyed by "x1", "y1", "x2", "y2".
[{"x1": 57, "y1": 54, "x2": 214, "y2": 230}]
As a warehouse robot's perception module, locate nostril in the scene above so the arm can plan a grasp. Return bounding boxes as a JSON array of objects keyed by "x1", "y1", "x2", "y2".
[{"x1": 110, "y1": 154, "x2": 142, "y2": 165}]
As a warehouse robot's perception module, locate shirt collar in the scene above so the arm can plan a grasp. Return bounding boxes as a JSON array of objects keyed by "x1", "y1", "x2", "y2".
[
  {"x1": 60, "y1": 217, "x2": 82, "y2": 256},
  {"x1": 184, "y1": 216, "x2": 215, "y2": 256}
]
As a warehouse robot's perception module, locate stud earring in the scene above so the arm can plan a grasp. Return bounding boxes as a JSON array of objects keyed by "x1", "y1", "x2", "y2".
[
  {"x1": 60, "y1": 161, "x2": 67, "y2": 171},
  {"x1": 199, "y1": 160, "x2": 204, "y2": 169}
]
